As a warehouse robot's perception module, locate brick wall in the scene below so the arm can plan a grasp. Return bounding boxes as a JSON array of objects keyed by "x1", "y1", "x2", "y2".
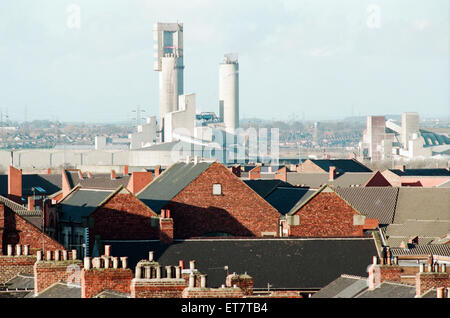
[
  {"x1": 160, "y1": 217, "x2": 174, "y2": 244},
  {"x1": 34, "y1": 254, "x2": 83, "y2": 295},
  {"x1": 416, "y1": 272, "x2": 450, "y2": 296},
  {"x1": 90, "y1": 193, "x2": 159, "y2": 241},
  {"x1": 81, "y1": 268, "x2": 133, "y2": 298},
  {"x1": 226, "y1": 273, "x2": 254, "y2": 295},
  {"x1": 8, "y1": 166, "x2": 22, "y2": 203},
  {"x1": 0, "y1": 255, "x2": 36, "y2": 283},
  {"x1": 365, "y1": 171, "x2": 392, "y2": 187},
  {"x1": 127, "y1": 172, "x2": 153, "y2": 194},
  {"x1": 296, "y1": 160, "x2": 325, "y2": 173},
  {"x1": 0, "y1": 204, "x2": 66, "y2": 254},
  {"x1": 166, "y1": 162, "x2": 280, "y2": 238},
  {"x1": 288, "y1": 191, "x2": 364, "y2": 237},
  {"x1": 131, "y1": 279, "x2": 187, "y2": 298},
  {"x1": 182, "y1": 287, "x2": 245, "y2": 298}
]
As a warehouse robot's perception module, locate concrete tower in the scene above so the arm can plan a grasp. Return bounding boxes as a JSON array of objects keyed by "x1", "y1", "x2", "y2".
[
  {"x1": 219, "y1": 53, "x2": 239, "y2": 134},
  {"x1": 153, "y1": 22, "x2": 184, "y2": 132},
  {"x1": 401, "y1": 112, "x2": 419, "y2": 150}
]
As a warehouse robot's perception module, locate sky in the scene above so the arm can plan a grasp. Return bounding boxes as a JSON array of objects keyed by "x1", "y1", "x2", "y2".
[{"x1": 0, "y1": 0, "x2": 448, "y2": 123}]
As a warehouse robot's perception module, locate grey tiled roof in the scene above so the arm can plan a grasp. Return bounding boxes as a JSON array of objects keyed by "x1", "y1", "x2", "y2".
[
  {"x1": 105, "y1": 238, "x2": 378, "y2": 290},
  {"x1": 286, "y1": 172, "x2": 375, "y2": 188},
  {"x1": 4, "y1": 274, "x2": 34, "y2": 290},
  {"x1": 243, "y1": 179, "x2": 292, "y2": 198},
  {"x1": 137, "y1": 162, "x2": 214, "y2": 214},
  {"x1": 393, "y1": 188, "x2": 450, "y2": 223},
  {"x1": 356, "y1": 282, "x2": 416, "y2": 298},
  {"x1": 59, "y1": 188, "x2": 114, "y2": 223},
  {"x1": 386, "y1": 220, "x2": 450, "y2": 238},
  {"x1": 79, "y1": 174, "x2": 131, "y2": 190},
  {"x1": 334, "y1": 187, "x2": 399, "y2": 224},
  {"x1": 30, "y1": 283, "x2": 81, "y2": 298},
  {"x1": 311, "y1": 275, "x2": 368, "y2": 298}
]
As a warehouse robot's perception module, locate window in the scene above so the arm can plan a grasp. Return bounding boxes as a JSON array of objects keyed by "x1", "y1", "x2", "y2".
[{"x1": 212, "y1": 184, "x2": 222, "y2": 195}]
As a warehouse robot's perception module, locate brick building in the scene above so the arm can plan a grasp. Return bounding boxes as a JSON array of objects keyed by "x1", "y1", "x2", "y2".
[{"x1": 138, "y1": 161, "x2": 281, "y2": 238}]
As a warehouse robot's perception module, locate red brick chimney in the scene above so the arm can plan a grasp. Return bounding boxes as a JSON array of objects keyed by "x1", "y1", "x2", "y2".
[
  {"x1": 81, "y1": 247, "x2": 133, "y2": 298},
  {"x1": 123, "y1": 165, "x2": 129, "y2": 175},
  {"x1": 275, "y1": 166, "x2": 287, "y2": 182},
  {"x1": 329, "y1": 166, "x2": 337, "y2": 181},
  {"x1": 34, "y1": 250, "x2": 82, "y2": 296},
  {"x1": 111, "y1": 170, "x2": 116, "y2": 180},
  {"x1": 155, "y1": 166, "x2": 162, "y2": 178},
  {"x1": 8, "y1": 166, "x2": 22, "y2": 203},
  {"x1": 77, "y1": 170, "x2": 84, "y2": 180},
  {"x1": 249, "y1": 166, "x2": 261, "y2": 180},
  {"x1": 228, "y1": 165, "x2": 241, "y2": 178},
  {"x1": 47, "y1": 168, "x2": 51, "y2": 174},
  {"x1": 415, "y1": 265, "x2": 449, "y2": 297},
  {"x1": 160, "y1": 209, "x2": 174, "y2": 244},
  {"x1": 28, "y1": 196, "x2": 35, "y2": 211},
  {"x1": 87, "y1": 171, "x2": 92, "y2": 178},
  {"x1": 127, "y1": 172, "x2": 153, "y2": 194}
]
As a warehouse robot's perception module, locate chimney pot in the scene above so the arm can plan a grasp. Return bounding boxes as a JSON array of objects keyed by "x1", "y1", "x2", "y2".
[
  {"x1": 62, "y1": 250, "x2": 68, "y2": 261},
  {"x1": 420, "y1": 263, "x2": 425, "y2": 273},
  {"x1": 112, "y1": 257, "x2": 119, "y2": 269},
  {"x1": 111, "y1": 170, "x2": 116, "y2": 180},
  {"x1": 437, "y1": 287, "x2": 445, "y2": 298},
  {"x1": 93, "y1": 257, "x2": 101, "y2": 269},
  {"x1": 46, "y1": 250, "x2": 52, "y2": 261},
  {"x1": 120, "y1": 256, "x2": 128, "y2": 269},
  {"x1": 179, "y1": 260, "x2": 184, "y2": 269},
  {"x1": 189, "y1": 260, "x2": 196, "y2": 270},
  {"x1": 428, "y1": 264, "x2": 433, "y2": 272},
  {"x1": 149, "y1": 251, "x2": 154, "y2": 262},
  {"x1": 166, "y1": 209, "x2": 171, "y2": 219},
  {"x1": 161, "y1": 209, "x2": 165, "y2": 219},
  {"x1": 104, "y1": 257, "x2": 110, "y2": 269},
  {"x1": 104, "y1": 245, "x2": 111, "y2": 257},
  {"x1": 36, "y1": 251, "x2": 43, "y2": 261},
  {"x1": 166, "y1": 266, "x2": 172, "y2": 279},
  {"x1": 189, "y1": 274, "x2": 195, "y2": 288},
  {"x1": 441, "y1": 264, "x2": 447, "y2": 273},
  {"x1": 135, "y1": 265, "x2": 142, "y2": 279},
  {"x1": 200, "y1": 274, "x2": 207, "y2": 288},
  {"x1": 84, "y1": 257, "x2": 92, "y2": 270},
  {"x1": 144, "y1": 265, "x2": 151, "y2": 279},
  {"x1": 54, "y1": 250, "x2": 60, "y2": 261},
  {"x1": 16, "y1": 244, "x2": 22, "y2": 256},
  {"x1": 175, "y1": 266, "x2": 181, "y2": 279},
  {"x1": 372, "y1": 256, "x2": 378, "y2": 265},
  {"x1": 156, "y1": 266, "x2": 161, "y2": 279},
  {"x1": 72, "y1": 249, "x2": 77, "y2": 260},
  {"x1": 7, "y1": 244, "x2": 13, "y2": 256},
  {"x1": 393, "y1": 256, "x2": 398, "y2": 265},
  {"x1": 329, "y1": 166, "x2": 337, "y2": 181},
  {"x1": 24, "y1": 245, "x2": 29, "y2": 256}
]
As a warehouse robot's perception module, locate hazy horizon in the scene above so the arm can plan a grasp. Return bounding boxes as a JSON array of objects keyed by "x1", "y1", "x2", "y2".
[{"x1": 0, "y1": 0, "x2": 448, "y2": 123}]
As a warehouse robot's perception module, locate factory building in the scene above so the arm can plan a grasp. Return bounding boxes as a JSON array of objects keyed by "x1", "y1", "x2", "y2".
[{"x1": 359, "y1": 112, "x2": 450, "y2": 161}]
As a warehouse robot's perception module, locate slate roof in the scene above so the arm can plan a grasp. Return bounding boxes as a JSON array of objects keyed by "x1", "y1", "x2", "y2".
[
  {"x1": 334, "y1": 187, "x2": 399, "y2": 225},
  {"x1": 3, "y1": 274, "x2": 34, "y2": 290},
  {"x1": 265, "y1": 187, "x2": 316, "y2": 215},
  {"x1": 311, "y1": 275, "x2": 368, "y2": 298},
  {"x1": 137, "y1": 162, "x2": 214, "y2": 213},
  {"x1": 94, "y1": 290, "x2": 130, "y2": 298},
  {"x1": 79, "y1": 174, "x2": 131, "y2": 190},
  {"x1": 387, "y1": 169, "x2": 450, "y2": 177},
  {"x1": 29, "y1": 283, "x2": 81, "y2": 298},
  {"x1": 243, "y1": 179, "x2": 293, "y2": 198},
  {"x1": 393, "y1": 188, "x2": 450, "y2": 223},
  {"x1": 59, "y1": 188, "x2": 114, "y2": 223},
  {"x1": 104, "y1": 238, "x2": 378, "y2": 290},
  {"x1": 308, "y1": 159, "x2": 372, "y2": 173},
  {"x1": 22, "y1": 174, "x2": 62, "y2": 196},
  {"x1": 286, "y1": 172, "x2": 375, "y2": 188},
  {"x1": 356, "y1": 282, "x2": 416, "y2": 298}
]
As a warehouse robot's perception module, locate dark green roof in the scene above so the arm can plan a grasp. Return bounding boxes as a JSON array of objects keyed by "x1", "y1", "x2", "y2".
[
  {"x1": 137, "y1": 162, "x2": 214, "y2": 213},
  {"x1": 309, "y1": 159, "x2": 372, "y2": 173}
]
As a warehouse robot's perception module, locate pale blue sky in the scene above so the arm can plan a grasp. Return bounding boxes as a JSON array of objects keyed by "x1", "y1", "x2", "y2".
[{"x1": 0, "y1": 0, "x2": 448, "y2": 123}]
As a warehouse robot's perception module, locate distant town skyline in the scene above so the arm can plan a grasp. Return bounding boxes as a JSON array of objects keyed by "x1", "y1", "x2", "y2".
[{"x1": 0, "y1": 0, "x2": 448, "y2": 123}]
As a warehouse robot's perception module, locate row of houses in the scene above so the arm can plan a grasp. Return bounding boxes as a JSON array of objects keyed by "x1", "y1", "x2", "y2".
[{"x1": 0, "y1": 158, "x2": 449, "y2": 298}]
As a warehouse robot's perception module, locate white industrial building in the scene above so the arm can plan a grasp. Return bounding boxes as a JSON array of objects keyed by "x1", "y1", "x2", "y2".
[{"x1": 359, "y1": 112, "x2": 450, "y2": 162}]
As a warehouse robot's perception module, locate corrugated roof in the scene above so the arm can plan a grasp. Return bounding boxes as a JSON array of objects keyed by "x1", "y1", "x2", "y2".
[
  {"x1": 59, "y1": 188, "x2": 114, "y2": 222},
  {"x1": 386, "y1": 220, "x2": 450, "y2": 237},
  {"x1": 390, "y1": 245, "x2": 450, "y2": 257},
  {"x1": 334, "y1": 187, "x2": 399, "y2": 224},
  {"x1": 105, "y1": 238, "x2": 378, "y2": 290},
  {"x1": 394, "y1": 188, "x2": 450, "y2": 223},
  {"x1": 137, "y1": 162, "x2": 214, "y2": 213},
  {"x1": 287, "y1": 172, "x2": 374, "y2": 188}
]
